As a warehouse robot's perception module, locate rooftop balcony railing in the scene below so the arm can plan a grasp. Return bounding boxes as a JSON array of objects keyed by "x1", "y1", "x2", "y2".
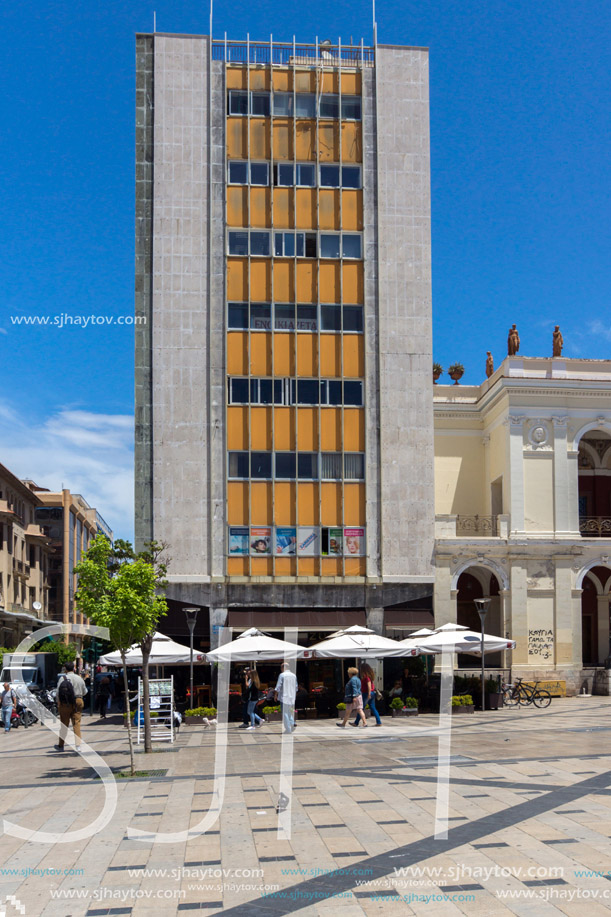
[
  {"x1": 212, "y1": 39, "x2": 375, "y2": 68},
  {"x1": 580, "y1": 516, "x2": 611, "y2": 538},
  {"x1": 436, "y1": 514, "x2": 510, "y2": 539}
]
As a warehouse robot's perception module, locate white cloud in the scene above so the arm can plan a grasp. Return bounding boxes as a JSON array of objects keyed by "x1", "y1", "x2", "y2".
[
  {"x1": 588, "y1": 320, "x2": 611, "y2": 343},
  {"x1": 0, "y1": 402, "x2": 134, "y2": 541}
]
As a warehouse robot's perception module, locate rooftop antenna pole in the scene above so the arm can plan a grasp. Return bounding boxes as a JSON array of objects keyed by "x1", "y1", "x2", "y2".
[
  {"x1": 209, "y1": 0, "x2": 213, "y2": 39},
  {"x1": 153, "y1": 11, "x2": 156, "y2": 33},
  {"x1": 373, "y1": 0, "x2": 377, "y2": 45}
]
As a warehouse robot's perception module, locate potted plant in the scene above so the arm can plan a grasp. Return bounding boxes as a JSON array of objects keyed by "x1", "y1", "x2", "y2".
[
  {"x1": 401, "y1": 696, "x2": 418, "y2": 716},
  {"x1": 184, "y1": 707, "x2": 206, "y2": 725},
  {"x1": 451, "y1": 694, "x2": 474, "y2": 714},
  {"x1": 262, "y1": 705, "x2": 282, "y2": 723},
  {"x1": 389, "y1": 697, "x2": 404, "y2": 718},
  {"x1": 448, "y1": 363, "x2": 464, "y2": 385},
  {"x1": 485, "y1": 677, "x2": 503, "y2": 710},
  {"x1": 433, "y1": 362, "x2": 443, "y2": 384},
  {"x1": 336, "y1": 702, "x2": 346, "y2": 713}
]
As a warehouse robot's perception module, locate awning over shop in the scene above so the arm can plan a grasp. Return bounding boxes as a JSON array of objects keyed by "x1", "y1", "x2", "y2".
[
  {"x1": 384, "y1": 609, "x2": 435, "y2": 629},
  {"x1": 227, "y1": 610, "x2": 366, "y2": 632}
]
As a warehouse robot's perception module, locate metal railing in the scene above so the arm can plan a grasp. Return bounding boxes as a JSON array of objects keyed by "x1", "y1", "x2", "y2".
[
  {"x1": 212, "y1": 40, "x2": 375, "y2": 67},
  {"x1": 12, "y1": 559, "x2": 31, "y2": 578},
  {"x1": 580, "y1": 516, "x2": 611, "y2": 538},
  {"x1": 456, "y1": 515, "x2": 499, "y2": 537}
]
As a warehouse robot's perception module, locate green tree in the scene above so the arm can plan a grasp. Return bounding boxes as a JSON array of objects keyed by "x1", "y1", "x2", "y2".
[{"x1": 74, "y1": 535, "x2": 168, "y2": 770}]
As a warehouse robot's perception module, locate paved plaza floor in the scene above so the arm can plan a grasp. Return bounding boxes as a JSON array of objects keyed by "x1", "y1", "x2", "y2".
[{"x1": 1, "y1": 698, "x2": 611, "y2": 916}]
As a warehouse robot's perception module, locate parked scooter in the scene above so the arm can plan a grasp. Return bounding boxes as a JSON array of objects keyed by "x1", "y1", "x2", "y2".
[{"x1": 10, "y1": 700, "x2": 36, "y2": 729}]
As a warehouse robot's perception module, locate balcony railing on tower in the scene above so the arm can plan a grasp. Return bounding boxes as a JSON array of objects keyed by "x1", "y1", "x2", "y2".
[
  {"x1": 580, "y1": 516, "x2": 611, "y2": 538},
  {"x1": 456, "y1": 515, "x2": 500, "y2": 537},
  {"x1": 212, "y1": 39, "x2": 375, "y2": 67}
]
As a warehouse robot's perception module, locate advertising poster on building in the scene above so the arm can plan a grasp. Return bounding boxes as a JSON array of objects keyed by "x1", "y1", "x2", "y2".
[
  {"x1": 297, "y1": 526, "x2": 319, "y2": 555},
  {"x1": 344, "y1": 527, "x2": 365, "y2": 556},
  {"x1": 250, "y1": 526, "x2": 272, "y2": 555},
  {"x1": 228, "y1": 526, "x2": 249, "y2": 555},
  {"x1": 329, "y1": 527, "x2": 343, "y2": 555},
  {"x1": 275, "y1": 526, "x2": 297, "y2": 554}
]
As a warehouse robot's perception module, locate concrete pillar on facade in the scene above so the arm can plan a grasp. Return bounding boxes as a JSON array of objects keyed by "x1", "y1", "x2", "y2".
[
  {"x1": 499, "y1": 590, "x2": 512, "y2": 670},
  {"x1": 555, "y1": 560, "x2": 581, "y2": 672},
  {"x1": 365, "y1": 608, "x2": 384, "y2": 687},
  {"x1": 510, "y1": 564, "x2": 528, "y2": 667},
  {"x1": 597, "y1": 595, "x2": 610, "y2": 665},
  {"x1": 209, "y1": 606, "x2": 228, "y2": 651},
  {"x1": 552, "y1": 416, "x2": 570, "y2": 533},
  {"x1": 567, "y1": 448, "x2": 581, "y2": 534},
  {"x1": 508, "y1": 416, "x2": 525, "y2": 533},
  {"x1": 433, "y1": 564, "x2": 456, "y2": 628}
]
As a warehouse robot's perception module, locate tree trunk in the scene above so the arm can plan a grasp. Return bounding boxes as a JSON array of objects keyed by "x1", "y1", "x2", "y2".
[
  {"x1": 121, "y1": 650, "x2": 136, "y2": 777},
  {"x1": 141, "y1": 632, "x2": 154, "y2": 754}
]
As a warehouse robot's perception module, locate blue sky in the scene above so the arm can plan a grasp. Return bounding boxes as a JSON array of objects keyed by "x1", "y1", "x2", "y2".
[{"x1": 1, "y1": 0, "x2": 609, "y2": 540}]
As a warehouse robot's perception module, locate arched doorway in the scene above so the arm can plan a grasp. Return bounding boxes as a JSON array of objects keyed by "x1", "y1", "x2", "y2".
[
  {"x1": 581, "y1": 566, "x2": 611, "y2": 665},
  {"x1": 456, "y1": 568, "x2": 502, "y2": 669},
  {"x1": 578, "y1": 431, "x2": 611, "y2": 536}
]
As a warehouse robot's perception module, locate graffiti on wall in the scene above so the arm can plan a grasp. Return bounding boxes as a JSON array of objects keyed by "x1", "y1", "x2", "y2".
[{"x1": 528, "y1": 628, "x2": 554, "y2": 660}]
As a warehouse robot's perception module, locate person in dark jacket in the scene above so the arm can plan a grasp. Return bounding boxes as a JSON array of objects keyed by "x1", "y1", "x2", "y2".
[
  {"x1": 246, "y1": 670, "x2": 264, "y2": 730},
  {"x1": 337, "y1": 667, "x2": 367, "y2": 728}
]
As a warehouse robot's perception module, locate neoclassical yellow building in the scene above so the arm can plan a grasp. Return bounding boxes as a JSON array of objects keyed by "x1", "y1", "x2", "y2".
[{"x1": 434, "y1": 355, "x2": 611, "y2": 694}]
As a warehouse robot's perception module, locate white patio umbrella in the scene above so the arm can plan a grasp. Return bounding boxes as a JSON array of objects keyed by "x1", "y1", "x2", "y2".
[
  {"x1": 205, "y1": 627, "x2": 306, "y2": 662},
  {"x1": 308, "y1": 624, "x2": 420, "y2": 659},
  {"x1": 99, "y1": 632, "x2": 208, "y2": 666},
  {"x1": 402, "y1": 622, "x2": 515, "y2": 656}
]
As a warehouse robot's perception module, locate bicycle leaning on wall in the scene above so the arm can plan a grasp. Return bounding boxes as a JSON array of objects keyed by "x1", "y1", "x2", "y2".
[{"x1": 501, "y1": 677, "x2": 552, "y2": 709}]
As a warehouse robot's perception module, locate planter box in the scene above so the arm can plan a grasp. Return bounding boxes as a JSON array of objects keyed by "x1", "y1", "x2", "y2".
[
  {"x1": 304, "y1": 708, "x2": 317, "y2": 720},
  {"x1": 265, "y1": 713, "x2": 282, "y2": 723},
  {"x1": 184, "y1": 716, "x2": 206, "y2": 725},
  {"x1": 391, "y1": 708, "x2": 418, "y2": 717},
  {"x1": 452, "y1": 705, "x2": 475, "y2": 714},
  {"x1": 487, "y1": 693, "x2": 503, "y2": 710}
]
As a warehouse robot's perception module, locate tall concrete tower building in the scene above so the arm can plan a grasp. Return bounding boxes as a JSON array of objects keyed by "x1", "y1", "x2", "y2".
[{"x1": 135, "y1": 33, "x2": 435, "y2": 659}]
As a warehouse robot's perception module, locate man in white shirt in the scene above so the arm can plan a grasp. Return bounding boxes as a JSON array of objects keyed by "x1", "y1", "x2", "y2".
[
  {"x1": 55, "y1": 662, "x2": 88, "y2": 751},
  {"x1": 275, "y1": 663, "x2": 297, "y2": 734}
]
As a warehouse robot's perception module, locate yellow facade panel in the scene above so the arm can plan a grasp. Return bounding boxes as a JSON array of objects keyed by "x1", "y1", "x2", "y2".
[
  {"x1": 227, "y1": 119, "x2": 247, "y2": 158},
  {"x1": 273, "y1": 188, "x2": 293, "y2": 229},
  {"x1": 275, "y1": 557, "x2": 297, "y2": 575},
  {"x1": 297, "y1": 408, "x2": 318, "y2": 451},
  {"x1": 227, "y1": 332, "x2": 249, "y2": 375},
  {"x1": 273, "y1": 334, "x2": 295, "y2": 377},
  {"x1": 250, "y1": 119, "x2": 271, "y2": 160},
  {"x1": 298, "y1": 557, "x2": 318, "y2": 575},
  {"x1": 251, "y1": 482, "x2": 273, "y2": 523},
  {"x1": 228, "y1": 482, "x2": 249, "y2": 525},
  {"x1": 318, "y1": 189, "x2": 340, "y2": 230},
  {"x1": 296, "y1": 262, "x2": 317, "y2": 302},
  {"x1": 250, "y1": 407, "x2": 273, "y2": 450},
  {"x1": 298, "y1": 483, "x2": 319, "y2": 524},
  {"x1": 297, "y1": 334, "x2": 318, "y2": 376},
  {"x1": 344, "y1": 557, "x2": 366, "y2": 576},
  {"x1": 250, "y1": 332, "x2": 272, "y2": 375},
  {"x1": 343, "y1": 408, "x2": 365, "y2": 451},
  {"x1": 250, "y1": 187, "x2": 271, "y2": 227},
  {"x1": 249, "y1": 68, "x2": 270, "y2": 91},
  {"x1": 228, "y1": 556, "x2": 249, "y2": 575},
  {"x1": 321, "y1": 409, "x2": 342, "y2": 451},
  {"x1": 226, "y1": 67, "x2": 247, "y2": 90},
  {"x1": 342, "y1": 262, "x2": 364, "y2": 302},
  {"x1": 227, "y1": 186, "x2": 248, "y2": 228},
  {"x1": 273, "y1": 260, "x2": 294, "y2": 301},
  {"x1": 227, "y1": 258, "x2": 248, "y2": 300},
  {"x1": 341, "y1": 72, "x2": 361, "y2": 95},
  {"x1": 344, "y1": 483, "x2": 365, "y2": 525},
  {"x1": 318, "y1": 122, "x2": 339, "y2": 161},
  {"x1": 341, "y1": 122, "x2": 362, "y2": 162},
  {"x1": 250, "y1": 260, "x2": 272, "y2": 300},
  {"x1": 319, "y1": 262, "x2": 340, "y2": 303},
  {"x1": 321, "y1": 483, "x2": 342, "y2": 525},
  {"x1": 273, "y1": 120, "x2": 293, "y2": 160},
  {"x1": 295, "y1": 71, "x2": 315, "y2": 92},
  {"x1": 343, "y1": 335, "x2": 364, "y2": 377},
  {"x1": 227, "y1": 406, "x2": 249, "y2": 450},
  {"x1": 296, "y1": 188, "x2": 316, "y2": 229},
  {"x1": 251, "y1": 557, "x2": 273, "y2": 575},
  {"x1": 320, "y1": 334, "x2": 342, "y2": 377},
  {"x1": 274, "y1": 483, "x2": 297, "y2": 524},
  {"x1": 295, "y1": 122, "x2": 316, "y2": 160},
  {"x1": 273, "y1": 70, "x2": 291, "y2": 92},
  {"x1": 321, "y1": 71, "x2": 339, "y2": 94},
  {"x1": 321, "y1": 558, "x2": 342, "y2": 576},
  {"x1": 274, "y1": 407, "x2": 295, "y2": 451},
  {"x1": 341, "y1": 190, "x2": 363, "y2": 231}
]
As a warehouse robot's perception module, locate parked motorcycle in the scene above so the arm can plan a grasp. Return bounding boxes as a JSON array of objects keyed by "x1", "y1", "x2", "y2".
[{"x1": 10, "y1": 700, "x2": 36, "y2": 729}]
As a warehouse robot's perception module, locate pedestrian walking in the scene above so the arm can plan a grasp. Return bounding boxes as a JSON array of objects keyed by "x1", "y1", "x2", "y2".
[
  {"x1": 55, "y1": 662, "x2": 87, "y2": 751},
  {"x1": 97, "y1": 674, "x2": 111, "y2": 718},
  {"x1": 237, "y1": 668, "x2": 251, "y2": 728},
  {"x1": 1, "y1": 682, "x2": 16, "y2": 733},
  {"x1": 353, "y1": 663, "x2": 382, "y2": 727},
  {"x1": 275, "y1": 663, "x2": 297, "y2": 734},
  {"x1": 245, "y1": 669, "x2": 264, "y2": 730},
  {"x1": 337, "y1": 667, "x2": 367, "y2": 728}
]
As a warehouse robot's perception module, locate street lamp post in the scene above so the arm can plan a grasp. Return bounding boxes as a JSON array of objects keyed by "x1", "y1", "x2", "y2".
[
  {"x1": 184, "y1": 607, "x2": 199, "y2": 710},
  {"x1": 473, "y1": 597, "x2": 492, "y2": 711}
]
